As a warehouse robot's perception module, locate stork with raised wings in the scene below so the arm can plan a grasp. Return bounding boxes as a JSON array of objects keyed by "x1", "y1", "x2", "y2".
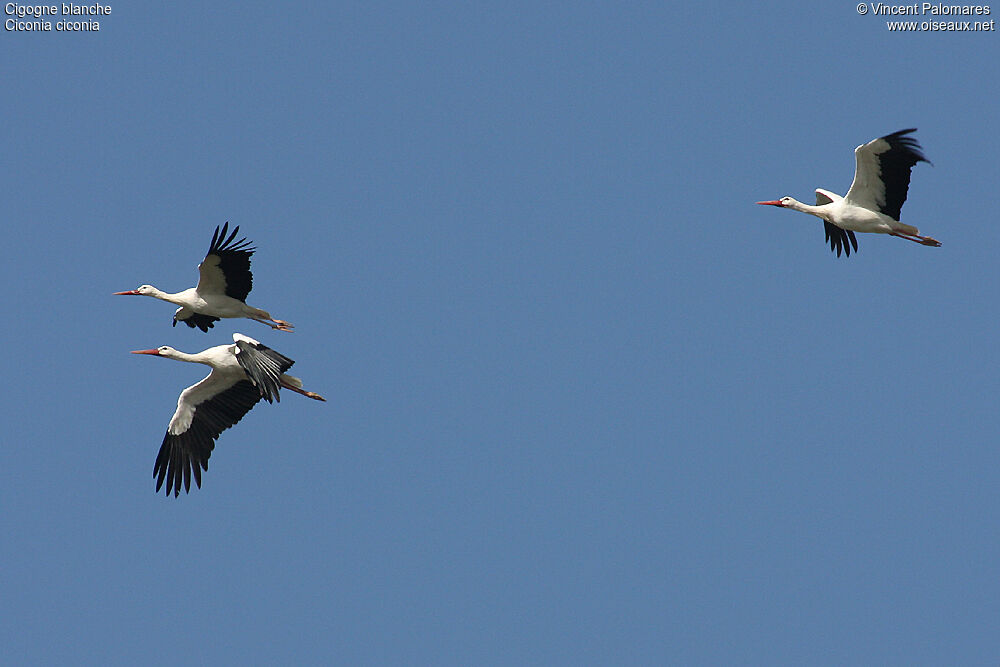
[
  {"x1": 132, "y1": 333, "x2": 325, "y2": 497},
  {"x1": 757, "y1": 128, "x2": 940, "y2": 257},
  {"x1": 115, "y1": 223, "x2": 294, "y2": 331}
]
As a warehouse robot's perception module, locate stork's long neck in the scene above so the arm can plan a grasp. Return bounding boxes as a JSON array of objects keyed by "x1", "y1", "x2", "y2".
[
  {"x1": 786, "y1": 199, "x2": 829, "y2": 220},
  {"x1": 145, "y1": 286, "x2": 188, "y2": 306},
  {"x1": 165, "y1": 349, "x2": 205, "y2": 365}
]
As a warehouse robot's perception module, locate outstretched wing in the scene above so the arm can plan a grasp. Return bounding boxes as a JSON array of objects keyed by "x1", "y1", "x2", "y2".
[
  {"x1": 153, "y1": 373, "x2": 262, "y2": 497},
  {"x1": 844, "y1": 128, "x2": 930, "y2": 221},
  {"x1": 195, "y1": 222, "x2": 256, "y2": 302},
  {"x1": 233, "y1": 334, "x2": 295, "y2": 404}
]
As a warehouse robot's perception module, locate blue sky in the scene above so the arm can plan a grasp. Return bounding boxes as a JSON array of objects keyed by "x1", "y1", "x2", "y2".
[{"x1": 2, "y1": 2, "x2": 998, "y2": 664}]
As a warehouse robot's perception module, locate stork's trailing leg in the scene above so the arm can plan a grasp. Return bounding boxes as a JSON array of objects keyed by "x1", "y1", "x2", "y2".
[
  {"x1": 248, "y1": 310, "x2": 295, "y2": 332},
  {"x1": 890, "y1": 232, "x2": 941, "y2": 247},
  {"x1": 279, "y1": 377, "x2": 326, "y2": 401}
]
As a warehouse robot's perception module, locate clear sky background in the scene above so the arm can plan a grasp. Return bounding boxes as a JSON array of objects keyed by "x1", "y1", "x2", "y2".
[{"x1": 2, "y1": 2, "x2": 998, "y2": 664}]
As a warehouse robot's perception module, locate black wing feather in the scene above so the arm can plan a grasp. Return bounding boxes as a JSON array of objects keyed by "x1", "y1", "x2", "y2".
[
  {"x1": 173, "y1": 312, "x2": 221, "y2": 332},
  {"x1": 206, "y1": 222, "x2": 256, "y2": 303},
  {"x1": 153, "y1": 380, "x2": 262, "y2": 497},
  {"x1": 234, "y1": 339, "x2": 295, "y2": 404},
  {"x1": 824, "y1": 221, "x2": 858, "y2": 258},
  {"x1": 874, "y1": 128, "x2": 930, "y2": 222}
]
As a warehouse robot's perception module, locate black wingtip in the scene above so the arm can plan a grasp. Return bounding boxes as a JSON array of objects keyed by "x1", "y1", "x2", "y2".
[
  {"x1": 223, "y1": 222, "x2": 240, "y2": 248},
  {"x1": 210, "y1": 223, "x2": 225, "y2": 250},
  {"x1": 884, "y1": 128, "x2": 932, "y2": 165},
  {"x1": 207, "y1": 221, "x2": 255, "y2": 256}
]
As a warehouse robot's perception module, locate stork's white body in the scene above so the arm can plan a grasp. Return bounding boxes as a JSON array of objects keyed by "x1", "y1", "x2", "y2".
[
  {"x1": 132, "y1": 333, "x2": 325, "y2": 497},
  {"x1": 781, "y1": 189, "x2": 921, "y2": 234},
  {"x1": 115, "y1": 223, "x2": 293, "y2": 332},
  {"x1": 133, "y1": 285, "x2": 277, "y2": 326},
  {"x1": 758, "y1": 129, "x2": 940, "y2": 257}
]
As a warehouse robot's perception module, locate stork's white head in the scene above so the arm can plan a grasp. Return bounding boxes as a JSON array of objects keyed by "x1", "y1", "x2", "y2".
[
  {"x1": 756, "y1": 197, "x2": 794, "y2": 208},
  {"x1": 114, "y1": 284, "x2": 157, "y2": 296}
]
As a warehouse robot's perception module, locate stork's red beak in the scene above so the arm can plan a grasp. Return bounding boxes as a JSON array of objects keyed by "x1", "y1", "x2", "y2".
[
  {"x1": 756, "y1": 200, "x2": 784, "y2": 207},
  {"x1": 114, "y1": 290, "x2": 141, "y2": 295},
  {"x1": 130, "y1": 349, "x2": 162, "y2": 356}
]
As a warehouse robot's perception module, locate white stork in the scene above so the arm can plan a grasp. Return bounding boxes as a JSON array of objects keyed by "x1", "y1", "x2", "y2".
[
  {"x1": 757, "y1": 128, "x2": 940, "y2": 257},
  {"x1": 131, "y1": 333, "x2": 325, "y2": 497},
  {"x1": 115, "y1": 223, "x2": 294, "y2": 331}
]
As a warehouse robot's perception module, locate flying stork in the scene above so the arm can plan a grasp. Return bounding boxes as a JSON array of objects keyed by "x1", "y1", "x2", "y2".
[
  {"x1": 115, "y1": 223, "x2": 294, "y2": 331},
  {"x1": 131, "y1": 333, "x2": 325, "y2": 497},
  {"x1": 757, "y1": 128, "x2": 940, "y2": 257}
]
